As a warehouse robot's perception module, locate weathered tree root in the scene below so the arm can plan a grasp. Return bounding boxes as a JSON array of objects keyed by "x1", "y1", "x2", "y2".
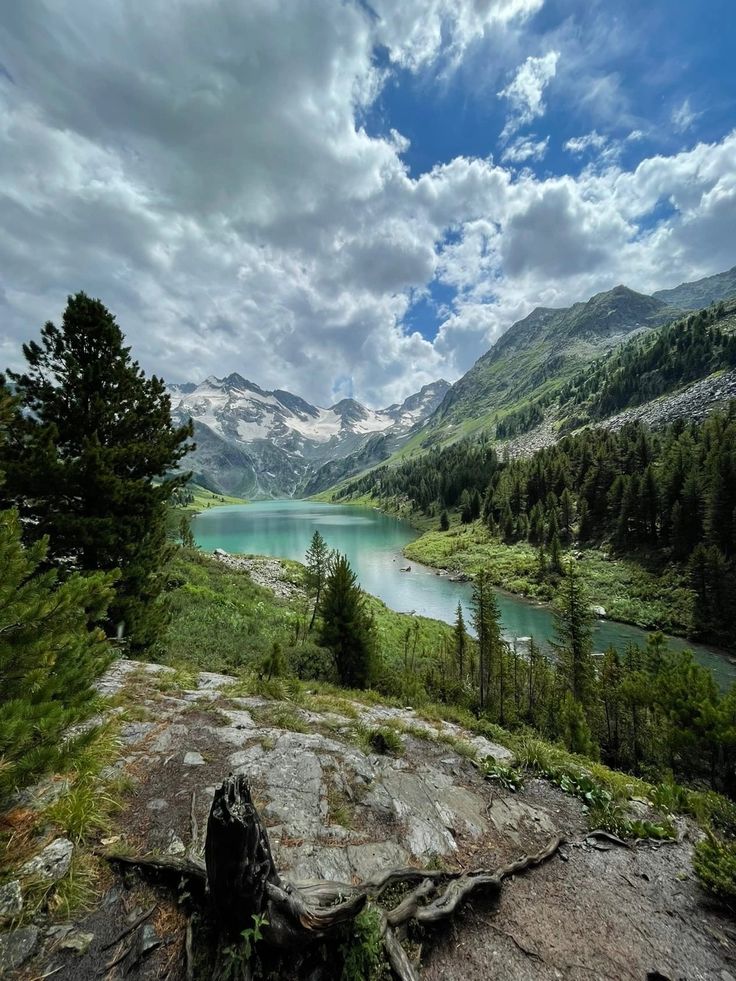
[{"x1": 102, "y1": 774, "x2": 560, "y2": 980}]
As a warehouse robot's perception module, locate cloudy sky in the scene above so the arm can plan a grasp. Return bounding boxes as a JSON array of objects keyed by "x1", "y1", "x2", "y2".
[{"x1": 1, "y1": 1, "x2": 735, "y2": 407}]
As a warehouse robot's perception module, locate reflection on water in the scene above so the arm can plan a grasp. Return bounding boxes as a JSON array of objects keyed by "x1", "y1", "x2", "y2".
[{"x1": 193, "y1": 500, "x2": 736, "y2": 689}]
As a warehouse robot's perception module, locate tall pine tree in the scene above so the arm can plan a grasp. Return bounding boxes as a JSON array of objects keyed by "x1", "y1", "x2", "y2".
[
  {"x1": 319, "y1": 553, "x2": 374, "y2": 688},
  {"x1": 1, "y1": 293, "x2": 194, "y2": 651}
]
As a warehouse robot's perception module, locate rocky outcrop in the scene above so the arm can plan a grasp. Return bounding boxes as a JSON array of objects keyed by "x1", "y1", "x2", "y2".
[{"x1": 4, "y1": 659, "x2": 735, "y2": 980}]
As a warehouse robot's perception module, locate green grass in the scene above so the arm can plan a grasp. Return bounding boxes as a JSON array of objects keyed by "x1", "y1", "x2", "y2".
[{"x1": 404, "y1": 522, "x2": 694, "y2": 634}]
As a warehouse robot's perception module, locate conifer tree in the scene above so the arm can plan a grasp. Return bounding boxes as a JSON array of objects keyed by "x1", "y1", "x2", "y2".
[
  {"x1": 453, "y1": 602, "x2": 467, "y2": 679},
  {"x1": 471, "y1": 569, "x2": 504, "y2": 713},
  {"x1": 319, "y1": 553, "x2": 374, "y2": 688},
  {"x1": 0, "y1": 392, "x2": 116, "y2": 802},
  {"x1": 1, "y1": 293, "x2": 194, "y2": 651},
  {"x1": 439, "y1": 509, "x2": 449, "y2": 532},
  {"x1": 305, "y1": 529, "x2": 330, "y2": 630},
  {"x1": 551, "y1": 561, "x2": 595, "y2": 707}
]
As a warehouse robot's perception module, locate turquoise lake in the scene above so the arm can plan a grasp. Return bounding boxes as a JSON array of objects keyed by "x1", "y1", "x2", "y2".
[{"x1": 193, "y1": 500, "x2": 736, "y2": 688}]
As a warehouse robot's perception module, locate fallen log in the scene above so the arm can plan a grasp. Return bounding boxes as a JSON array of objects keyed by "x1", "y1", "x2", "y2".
[{"x1": 103, "y1": 773, "x2": 561, "y2": 980}]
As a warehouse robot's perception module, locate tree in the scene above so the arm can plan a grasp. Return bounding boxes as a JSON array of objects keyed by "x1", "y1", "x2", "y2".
[
  {"x1": 439, "y1": 509, "x2": 450, "y2": 532},
  {"x1": 471, "y1": 569, "x2": 504, "y2": 715},
  {"x1": 1, "y1": 293, "x2": 194, "y2": 651},
  {"x1": 551, "y1": 561, "x2": 595, "y2": 707},
  {"x1": 319, "y1": 553, "x2": 374, "y2": 688},
  {"x1": 453, "y1": 602, "x2": 467, "y2": 680},
  {"x1": 305, "y1": 529, "x2": 330, "y2": 631},
  {"x1": 179, "y1": 514, "x2": 196, "y2": 549},
  {"x1": 0, "y1": 392, "x2": 116, "y2": 803}
]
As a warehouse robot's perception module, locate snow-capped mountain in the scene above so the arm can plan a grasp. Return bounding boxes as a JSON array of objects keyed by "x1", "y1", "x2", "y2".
[{"x1": 169, "y1": 374, "x2": 450, "y2": 497}]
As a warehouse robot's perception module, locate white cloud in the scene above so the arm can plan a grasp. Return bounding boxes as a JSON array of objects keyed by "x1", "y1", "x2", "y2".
[
  {"x1": 501, "y1": 135, "x2": 550, "y2": 164},
  {"x1": 564, "y1": 131, "x2": 608, "y2": 155},
  {"x1": 672, "y1": 97, "x2": 700, "y2": 133},
  {"x1": 0, "y1": 3, "x2": 734, "y2": 412},
  {"x1": 498, "y1": 51, "x2": 560, "y2": 139}
]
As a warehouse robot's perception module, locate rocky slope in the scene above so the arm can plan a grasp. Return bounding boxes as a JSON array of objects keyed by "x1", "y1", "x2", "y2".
[
  {"x1": 169, "y1": 375, "x2": 449, "y2": 497},
  {"x1": 3, "y1": 653, "x2": 735, "y2": 980}
]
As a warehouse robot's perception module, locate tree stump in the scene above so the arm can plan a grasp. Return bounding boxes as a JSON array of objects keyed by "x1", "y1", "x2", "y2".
[{"x1": 104, "y1": 773, "x2": 561, "y2": 980}]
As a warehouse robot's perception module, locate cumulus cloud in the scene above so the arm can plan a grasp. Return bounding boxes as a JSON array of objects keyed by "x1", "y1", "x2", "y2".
[
  {"x1": 0, "y1": 2, "x2": 734, "y2": 410},
  {"x1": 564, "y1": 131, "x2": 608, "y2": 155},
  {"x1": 498, "y1": 51, "x2": 560, "y2": 139}
]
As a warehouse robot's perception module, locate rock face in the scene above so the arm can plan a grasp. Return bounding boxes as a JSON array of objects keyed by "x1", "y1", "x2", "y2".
[{"x1": 8, "y1": 658, "x2": 736, "y2": 981}]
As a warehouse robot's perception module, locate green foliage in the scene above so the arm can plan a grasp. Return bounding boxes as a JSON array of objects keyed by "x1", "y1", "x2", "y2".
[
  {"x1": 0, "y1": 507, "x2": 116, "y2": 804},
  {"x1": 1, "y1": 293, "x2": 194, "y2": 651},
  {"x1": 340, "y1": 907, "x2": 391, "y2": 981},
  {"x1": 693, "y1": 835, "x2": 736, "y2": 903},
  {"x1": 481, "y1": 757, "x2": 524, "y2": 791},
  {"x1": 365, "y1": 726, "x2": 404, "y2": 756},
  {"x1": 320, "y1": 553, "x2": 376, "y2": 689}
]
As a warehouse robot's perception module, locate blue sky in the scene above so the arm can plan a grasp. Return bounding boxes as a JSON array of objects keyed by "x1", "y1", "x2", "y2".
[
  {"x1": 0, "y1": 0, "x2": 735, "y2": 405},
  {"x1": 365, "y1": 0, "x2": 736, "y2": 342}
]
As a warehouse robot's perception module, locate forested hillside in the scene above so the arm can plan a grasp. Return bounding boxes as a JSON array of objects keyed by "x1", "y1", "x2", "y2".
[{"x1": 335, "y1": 405, "x2": 736, "y2": 646}]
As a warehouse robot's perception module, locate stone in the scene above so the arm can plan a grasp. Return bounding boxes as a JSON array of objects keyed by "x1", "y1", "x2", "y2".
[
  {"x1": 183, "y1": 751, "x2": 206, "y2": 765},
  {"x1": 20, "y1": 838, "x2": 73, "y2": 883},
  {"x1": 140, "y1": 924, "x2": 161, "y2": 954},
  {"x1": 0, "y1": 881, "x2": 22, "y2": 923},
  {"x1": 0, "y1": 925, "x2": 39, "y2": 973},
  {"x1": 166, "y1": 832, "x2": 186, "y2": 856},
  {"x1": 147, "y1": 798, "x2": 169, "y2": 811},
  {"x1": 60, "y1": 930, "x2": 95, "y2": 955},
  {"x1": 591, "y1": 605, "x2": 607, "y2": 618}
]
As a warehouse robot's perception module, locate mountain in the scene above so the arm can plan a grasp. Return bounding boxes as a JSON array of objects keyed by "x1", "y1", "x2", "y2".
[
  {"x1": 653, "y1": 265, "x2": 736, "y2": 310},
  {"x1": 169, "y1": 376, "x2": 450, "y2": 497},
  {"x1": 421, "y1": 285, "x2": 678, "y2": 444}
]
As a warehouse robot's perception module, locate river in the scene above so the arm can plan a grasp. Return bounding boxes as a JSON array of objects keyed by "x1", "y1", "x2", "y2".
[{"x1": 192, "y1": 500, "x2": 736, "y2": 689}]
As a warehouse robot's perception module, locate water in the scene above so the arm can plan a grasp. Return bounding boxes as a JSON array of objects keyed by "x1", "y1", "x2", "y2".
[{"x1": 193, "y1": 500, "x2": 736, "y2": 689}]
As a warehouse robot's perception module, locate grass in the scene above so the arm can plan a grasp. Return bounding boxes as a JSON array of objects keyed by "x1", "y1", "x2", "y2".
[{"x1": 404, "y1": 521, "x2": 694, "y2": 634}]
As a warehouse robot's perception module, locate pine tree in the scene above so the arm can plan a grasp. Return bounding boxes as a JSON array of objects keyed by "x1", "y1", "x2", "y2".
[
  {"x1": 305, "y1": 530, "x2": 330, "y2": 631},
  {"x1": 1, "y1": 293, "x2": 194, "y2": 651},
  {"x1": 551, "y1": 561, "x2": 595, "y2": 707},
  {"x1": 179, "y1": 514, "x2": 196, "y2": 549},
  {"x1": 439, "y1": 510, "x2": 450, "y2": 532},
  {"x1": 0, "y1": 392, "x2": 116, "y2": 802},
  {"x1": 471, "y1": 569, "x2": 504, "y2": 715},
  {"x1": 319, "y1": 553, "x2": 374, "y2": 688},
  {"x1": 453, "y1": 602, "x2": 467, "y2": 680}
]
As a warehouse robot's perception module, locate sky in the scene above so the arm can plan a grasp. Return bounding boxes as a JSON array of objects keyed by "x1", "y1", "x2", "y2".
[{"x1": 1, "y1": 0, "x2": 735, "y2": 408}]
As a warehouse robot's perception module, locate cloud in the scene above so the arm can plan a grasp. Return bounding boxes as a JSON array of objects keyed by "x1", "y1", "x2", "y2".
[
  {"x1": 501, "y1": 135, "x2": 550, "y2": 164},
  {"x1": 564, "y1": 131, "x2": 608, "y2": 155},
  {"x1": 0, "y1": 3, "x2": 734, "y2": 412},
  {"x1": 498, "y1": 51, "x2": 559, "y2": 139},
  {"x1": 671, "y1": 97, "x2": 700, "y2": 133}
]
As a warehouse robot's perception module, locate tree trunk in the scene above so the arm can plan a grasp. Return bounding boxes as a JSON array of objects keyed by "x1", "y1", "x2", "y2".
[{"x1": 104, "y1": 773, "x2": 560, "y2": 980}]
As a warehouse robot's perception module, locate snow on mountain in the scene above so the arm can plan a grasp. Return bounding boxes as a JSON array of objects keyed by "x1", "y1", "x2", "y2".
[{"x1": 169, "y1": 375, "x2": 450, "y2": 498}]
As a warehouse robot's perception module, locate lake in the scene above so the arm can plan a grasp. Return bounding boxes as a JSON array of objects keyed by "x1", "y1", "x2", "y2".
[{"x1": 193, "y1": 500, "x2": 736, "y2": 688}]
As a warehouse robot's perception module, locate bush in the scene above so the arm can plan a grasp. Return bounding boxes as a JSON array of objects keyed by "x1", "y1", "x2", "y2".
[{"x1": 694, "y1": 835, "x2": 736, "y2": 902}]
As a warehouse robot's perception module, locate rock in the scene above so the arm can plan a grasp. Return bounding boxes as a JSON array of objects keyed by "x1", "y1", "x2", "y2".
[
  {"x1": 60, "y1": 930, "x2": 95, "y2": 954},
  {"x1": 213, "y1": 547, "x2": 229, "y2": 557},
  {"x1": 0, "y1": 881, "x2": 22, "y2": 923},
  {"x1": 183, "y1": 751, "x2": 206, "y2": 765},
  {"x1": 166, "y1": 832, "x2": 186, "y2": 856},
  {"x1": 140, "y1": 924, "x2": 161, "y2": 954},
  {"x1": 0, "y1": 925, "x2": 39, "y2": 973},
  {"x1": 591, "y1": 605, "x2": 607, "y2": 618},
  {"x1": 20, "y1": 838, "x2": 73, "y2": 883},
  {"x1": 147, "y1": 798, "x2": 169, "y2": 811}
]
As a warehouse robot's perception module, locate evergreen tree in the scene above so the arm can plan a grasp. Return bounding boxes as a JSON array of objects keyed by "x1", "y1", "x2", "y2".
[
  {"x1": 551, "y1": 561, "x2": 595, "y2": 706},
  {"x1": 453, "y1": 602, "x2": 467, "y2": 679},
  {"x1": 179, "y1": 514, "x2": 196, "y2": 549},
  {"x1": 471, "y1": 569, "x2": 504, "y2": 715},
  {"x1": 439, "y1": 510, "x2": 450, "y2": 532},
  {"x1": 305, "y1": 529, "x2": 330, "y2": 631},
  {"x1": 319, "y1": 553, "x2": 374, "y2": 688},
  {"x1": 0, "y1": 392, "x2": 116, "y2": 802},
  {"x1": 1, "y1": 293, "x2": 193, "y2": 650}
]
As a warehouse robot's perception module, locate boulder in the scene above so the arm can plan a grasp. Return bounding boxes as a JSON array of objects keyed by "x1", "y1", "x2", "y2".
[
  {"x1": 0, "y1": 881, "x2": 22, "y2": 924},
  {"x1": 0, "y1": 925, "x2": 39, "y2": 973}
]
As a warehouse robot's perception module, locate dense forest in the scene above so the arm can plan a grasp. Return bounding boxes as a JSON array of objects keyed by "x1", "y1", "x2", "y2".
[{"x1": 337, "y1": 406, "x2": 736, "y2": 646}]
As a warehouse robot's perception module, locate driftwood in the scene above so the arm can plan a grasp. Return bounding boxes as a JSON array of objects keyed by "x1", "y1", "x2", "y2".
[{"x1": 104, "y1": 774, "x2": 560, "y2": 980}]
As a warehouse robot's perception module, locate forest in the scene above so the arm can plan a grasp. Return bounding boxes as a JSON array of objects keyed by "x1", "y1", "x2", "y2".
[{"x1": 336, "y1": 407, "x2": 736, "y2": 647}]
